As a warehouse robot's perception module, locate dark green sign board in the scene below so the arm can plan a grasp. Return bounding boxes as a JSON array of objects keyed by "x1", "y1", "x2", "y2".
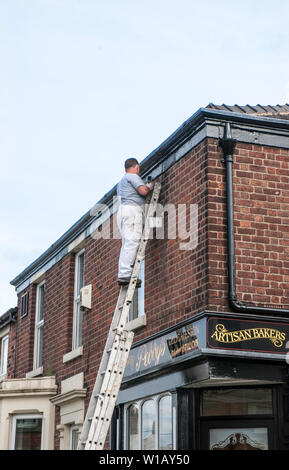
[{"x1": 207, "y1": 317, "x2": 289, "y2": 354}]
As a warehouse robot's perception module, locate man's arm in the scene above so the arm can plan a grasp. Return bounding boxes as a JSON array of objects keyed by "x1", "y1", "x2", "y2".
[
  {"x1": 128, "y1": 174, "x2": 153, "y2": 197},
  {"x1": 137, "y1": 184, "x2": 151, "y2": 196}
]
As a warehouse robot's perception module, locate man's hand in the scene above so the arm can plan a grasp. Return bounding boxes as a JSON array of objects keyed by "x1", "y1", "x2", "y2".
[{"x1": 146, "y1": 182, "x2": 154, "y2": 191}]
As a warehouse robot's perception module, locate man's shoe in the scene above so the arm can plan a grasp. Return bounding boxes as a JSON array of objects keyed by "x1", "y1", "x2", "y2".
[
  {"x1": 118, "y1": 277, "x2": 142, "y2": 288},
  {"x1": 118, "y1": 277, "x2": 130, "y2": 286}
]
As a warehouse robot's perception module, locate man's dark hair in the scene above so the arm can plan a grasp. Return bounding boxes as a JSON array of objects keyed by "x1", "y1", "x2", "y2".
[{"x1": 125, "y1": 158, "x2": 139, "y2": 170}]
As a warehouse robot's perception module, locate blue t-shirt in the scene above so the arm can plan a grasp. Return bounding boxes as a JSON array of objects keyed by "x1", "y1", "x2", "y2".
[{"x1": 117, "y1": 173, "x2": 146, "y2": 206}]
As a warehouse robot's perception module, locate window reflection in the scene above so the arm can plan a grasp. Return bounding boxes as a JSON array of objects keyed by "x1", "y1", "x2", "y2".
[
  {"x1": 159, "y1": 395, "x2": 173, "y2": 450},
  {"x1": 128, "y1": 404, "x2": 139, "y2": 450},
  {"x1": 14, "y1": 418, "x2": 42, "y2": 450},
  {"x1": 142, "y1": 400, "x2": 156, "y2": 450},
  {"x1": 126, "y1": 394, "x2": 173, "y2": 450},
  {"x1": 202, "y1": 388, "x2": 273, "y2": 416}
]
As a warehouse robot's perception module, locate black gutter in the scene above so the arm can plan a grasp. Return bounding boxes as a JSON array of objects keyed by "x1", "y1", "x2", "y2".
[
  {"x1": 0, "y1": 307, "x2": 17, "y2": 328},
  {"x1": 219, "y1": 123, "x2": 289, "y2": 317}
]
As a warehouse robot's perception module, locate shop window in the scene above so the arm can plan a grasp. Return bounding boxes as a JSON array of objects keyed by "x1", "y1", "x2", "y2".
[
  {"x1": 125, "y1": 393, "x2": 173, "y2": 450},
  {"x1": 201, "y1": 388, "x2": 273, "y2": 416},
  {"x1": 209, "y1": 427, "x2": 269, "y2": 450},
  {"x1": 159, "y1": 395, "x2": 173, "y2": 450},
  {"x1": 11, "y1": 415, "x2": 43, "y2": 450},
  {"x1": 142, "y1": 399, "x2": 156, "y2": 450},
  {"x1": 127, "y1": 404, "x2": 139, "y2": 450}
]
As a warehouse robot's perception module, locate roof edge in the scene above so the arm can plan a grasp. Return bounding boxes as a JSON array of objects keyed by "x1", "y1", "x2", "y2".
[
  {"x1": 10, "y1": 106, "x2": 289, "y2": 288},
  {"x1": 0, "y1": 307, "x2": 18, "y2": 327}
]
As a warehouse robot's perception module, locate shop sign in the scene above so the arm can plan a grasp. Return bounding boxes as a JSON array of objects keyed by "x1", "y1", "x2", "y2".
[
  {"x1": 207, "y1": 317, "x2": 289, "y2": 354},
  {"x1": 124, "y1": 320, "x2": 203, "y2": 378}
]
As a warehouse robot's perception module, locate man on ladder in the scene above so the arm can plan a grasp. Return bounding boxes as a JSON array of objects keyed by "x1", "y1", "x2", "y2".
[
  {"x1": 117, "y1": 157, "x2": 153, "y2": 287},
  {"x1": 77, "y1": 161, "x2": 160, "y2": 450}
]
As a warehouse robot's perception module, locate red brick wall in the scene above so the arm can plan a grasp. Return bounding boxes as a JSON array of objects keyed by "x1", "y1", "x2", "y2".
[
  {"x1": 207, "y1": 139, "x2": 289, "y2": 311},
  {"x1": 8, "y1": 284, "x2": 36, "y2": 378}
]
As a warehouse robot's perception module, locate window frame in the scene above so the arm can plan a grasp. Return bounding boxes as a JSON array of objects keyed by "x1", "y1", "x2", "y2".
[
  {"x1": 70, "y1": 425, "x2": 80, "y2": 450},
  {"x1": 200, "y1": 386, "x2": 274, "y2": 417},
  {"x1": 33, "y1": 281, "x2": 45, "y2": 370},
  {"x1": 72, "y1": 249, "x2": 85, "y2": 350},
  {"x1": 129, "y1": 259, "x2": 145, "y2": 322},
  {"x1": 0, "y1": 334, "x2": 9, "y2": 377},
  {"x1": 195, "y1": 386, "x2": 277, "y2": 450},
  {"x1": 124, "y1": 393, "x2": 174, "y2": 450},
  {"x1": 20, "y1": 292, "x2": 29, "y2": 318},
  {"x1": 11, "y1": 413, "x2": 44, "y2": 450}
]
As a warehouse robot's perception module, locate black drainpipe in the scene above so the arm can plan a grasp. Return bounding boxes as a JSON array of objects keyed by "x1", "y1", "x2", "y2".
[{"x1": 219, "y1": 122, "x2": 289, "y2": 317}]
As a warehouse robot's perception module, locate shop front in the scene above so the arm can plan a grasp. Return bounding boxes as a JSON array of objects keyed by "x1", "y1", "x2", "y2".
[{"x1": 113, "y1": 312, "x2": 289, "y2": 450}]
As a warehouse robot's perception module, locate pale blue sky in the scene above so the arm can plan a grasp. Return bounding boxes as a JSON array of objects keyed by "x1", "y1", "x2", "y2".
[{"x1": 1, "y1": 0, "x2": 289, "y2": 314}]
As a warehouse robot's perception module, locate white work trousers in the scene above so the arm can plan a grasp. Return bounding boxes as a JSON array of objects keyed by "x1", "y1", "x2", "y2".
[{"x1": 117, "y1": 204, "x2": 144, "y2": 278}]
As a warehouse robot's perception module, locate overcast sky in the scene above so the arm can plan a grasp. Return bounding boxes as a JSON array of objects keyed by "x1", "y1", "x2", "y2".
[{"x1": 1, "y1": 0, "x2": 289, "y2": 314}]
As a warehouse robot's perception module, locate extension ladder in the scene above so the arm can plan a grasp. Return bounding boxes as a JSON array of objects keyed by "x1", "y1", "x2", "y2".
[{"x1": 77, "y1": 181, "x2": 162, "y2": 450}]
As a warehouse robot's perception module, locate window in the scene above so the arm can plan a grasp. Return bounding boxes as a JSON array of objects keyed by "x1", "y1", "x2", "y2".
[
  {"x1": 129, "y1": 260, "x2": 145, "y2": 321},
  {"x1": 125, "y1": 393, "x2": 174, "y2": 450},
  {"x1": 11, "y1": 415, "x2": 43, "y2": 450},
  {"x1": 159, "y1": 395, "x2": 173, "y2": 450},
  {"x1": 201, "y1": 388, "x2": 273, "y2": 416},
  {"x1": 73, "y1": 250, "x2": 85, "y2": 349},
  {"x1": 20, "y1": 292, "x2": 29, "y2": 318},
  {"x1": 0, "y1": 334, "x2": 9, "y2": 377},
  {"x1": 34, "y1": 282, "x2": 45, "y2": 370},
  {"x1": 127, "y1": 404, "x2": 139, "y2": 450},
  {"x1": 142, "y1": 399, "x2": 156, "y2": 450},
  {"x1": 70, "y1": 426, "x2": 79, "y2": 450},
  {"x1": 199, "y1": 387, "x2": 275, "y2": 450}
]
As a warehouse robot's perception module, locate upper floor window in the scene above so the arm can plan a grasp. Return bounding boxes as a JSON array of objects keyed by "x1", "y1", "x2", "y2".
[
  {"x1": 20, "y1": 292, "x2": 29, "y2": 318},
  {"x1": 125, "y1": 393, "x2": 174, "y2": 450},
  {"x1": 129, "y1": 260, "x2": 145, "y2": 322},
  {"x1": 0, "y1": 334, "x2": 9, "y2": 377},
  {"x1": 72, "y1": 250, "x2": 85, "y2": 349},
  {"x1": 34, "y1": 282, "x2": 45, "y2": 370}
]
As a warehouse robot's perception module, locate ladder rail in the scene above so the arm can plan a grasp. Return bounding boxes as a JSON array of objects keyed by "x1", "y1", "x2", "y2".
[
  {"x1": 77, "y1": 288, "x2": 128, "y2": 449},
  {"x1": 77, "y1": 182, "x2": 161, "y2": 450},
  {"x1": 84, "y1": 331, "x2": 133, "y2": 450}
]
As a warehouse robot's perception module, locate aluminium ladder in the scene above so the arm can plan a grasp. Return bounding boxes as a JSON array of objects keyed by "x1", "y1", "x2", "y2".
[{"x1": 77, "y1": 181, "x2": 162, "y2": 450}]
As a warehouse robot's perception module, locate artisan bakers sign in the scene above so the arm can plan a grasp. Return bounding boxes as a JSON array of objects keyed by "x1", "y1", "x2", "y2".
[{"x1": 207, "y1": 317, "x2": 289, "y2": 354}]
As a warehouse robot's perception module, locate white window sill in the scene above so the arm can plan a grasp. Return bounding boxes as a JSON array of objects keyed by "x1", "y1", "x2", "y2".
[
  {"x1": 0, "y1": 373, "x2": 7, "y2": 382},
  {"x1": 25, "y1": 366, "x2": 43, "y2": 378},
  {"x1": 63, "y1": 346, "x2": 83, "y2": 364},
  {"x1": 126, "y1": 314, "x2": 146, "y2": 332}
]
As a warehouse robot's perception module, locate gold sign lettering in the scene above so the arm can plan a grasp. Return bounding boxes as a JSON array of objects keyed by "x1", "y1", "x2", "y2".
[
  {"x1": 167, "y1": 327, "x2": 199, "y2": 358},
  {"x1": 211, "y1": 323, "x2": 286, "y2": 348},
  {"x1": 135, "y1": 339, "x2": 166, "y2": 372}
]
